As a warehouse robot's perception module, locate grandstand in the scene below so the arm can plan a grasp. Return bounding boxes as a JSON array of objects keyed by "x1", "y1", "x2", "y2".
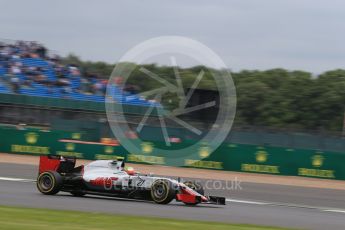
[{"x1": 0, "y1": 40, "x2": 155, "y2": 106}]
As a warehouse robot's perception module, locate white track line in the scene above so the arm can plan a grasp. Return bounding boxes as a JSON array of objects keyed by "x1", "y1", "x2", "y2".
[
  {"x1": 323, "y1": 209, "x2": 345, "y2": 214},
  {"x1": 227, "y1": 198, "x2": 345, "y2": 214},
  {"x1": 0, "y1": 176, "x2": 35, "y2": 182},
  {"x1": 226, "y1": 198, "x2": 268, "y2": 205},
  {"x1": 1, "y1": 176, "x2": 345, "y2": 214}
]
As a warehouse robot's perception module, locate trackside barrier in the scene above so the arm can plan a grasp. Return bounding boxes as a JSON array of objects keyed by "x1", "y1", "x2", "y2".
[
  {"x1": 1, "y1": 126, "x2": 345, "y2": 180},
  {"x1": 0, "y1": 93, "x2": 159, "y2": 115}
]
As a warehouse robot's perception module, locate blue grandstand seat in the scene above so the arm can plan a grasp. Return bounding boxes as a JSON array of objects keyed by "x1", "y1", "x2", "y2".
[
  {"x1": 0, "y1": 50, "x2": 157, "y2": 107},
  {"x1": 0, "y1": 67, "x2": 6, "y2": 76}
]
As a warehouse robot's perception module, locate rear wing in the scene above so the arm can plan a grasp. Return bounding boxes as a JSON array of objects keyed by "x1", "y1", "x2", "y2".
[{"x1": 39, "y1": 155, "x2": 76, "y2": 174}]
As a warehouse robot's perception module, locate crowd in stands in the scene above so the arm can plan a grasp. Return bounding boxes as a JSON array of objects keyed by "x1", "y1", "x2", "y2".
[{"x1": 0, "y1": 41, "x2": 108, "y2": 97}]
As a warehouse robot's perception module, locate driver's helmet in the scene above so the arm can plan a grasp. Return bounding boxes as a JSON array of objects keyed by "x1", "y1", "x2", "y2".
[{"x1": 126, "y1": 166, "x2": 135, "y2": 175}]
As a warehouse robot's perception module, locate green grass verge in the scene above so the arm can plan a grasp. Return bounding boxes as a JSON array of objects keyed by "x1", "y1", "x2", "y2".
[{"x1": 0, "y1": 205, "x2": 292, "y2": 230}]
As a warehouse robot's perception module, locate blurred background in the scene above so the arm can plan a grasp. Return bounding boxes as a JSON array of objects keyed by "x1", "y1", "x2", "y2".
[{"x1": 0, "y1": 41, "x2": 344, "y2": 153}]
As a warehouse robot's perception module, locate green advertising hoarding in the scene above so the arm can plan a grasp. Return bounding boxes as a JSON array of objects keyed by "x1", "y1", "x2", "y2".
[{"x1": 1, "y1": 127, "x2": 345, "y2": 180}]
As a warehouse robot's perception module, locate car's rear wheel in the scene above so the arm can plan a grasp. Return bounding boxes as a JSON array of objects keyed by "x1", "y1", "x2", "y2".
[
  {"x1": 150, "y1": 179, "x2": 175, "y2": 204},
  {"x1": 37, "y1": 171, "x2": 63, "y2": 195}
]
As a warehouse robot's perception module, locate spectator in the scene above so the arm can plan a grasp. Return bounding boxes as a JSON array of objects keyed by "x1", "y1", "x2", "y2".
[
  {"x1": 10, "y1": 75, "x2": 20, "y2": 93},
  {"x1": 34, "y1": 74, "x2": 47, "y2": 83},
  {"x1": 93, "y1": 81, "x2": 103, "y2": 95},
  {"x1": 10, "y1": 64, "x2": 21, "y2": 75}
]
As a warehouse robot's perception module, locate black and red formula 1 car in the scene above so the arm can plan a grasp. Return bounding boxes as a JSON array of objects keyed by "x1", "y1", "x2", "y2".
[{"x1": 36, "y1": 155, "x2": 225, "y2": 206}]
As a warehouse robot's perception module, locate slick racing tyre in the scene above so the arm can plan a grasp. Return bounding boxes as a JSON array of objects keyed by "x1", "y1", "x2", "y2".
[
  {"x1": 151, "y1": 179, "x2": 175, "y2": 204},
  {"x1": 184, "y1": 181, "x2": 204, "y2": 195},
  {"x1": 37, "y1": 171, "x2": 63, "y2": 195}
]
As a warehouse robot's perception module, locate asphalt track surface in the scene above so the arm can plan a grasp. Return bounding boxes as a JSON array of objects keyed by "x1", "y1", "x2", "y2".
[{"x1": 1, "y1": 163, "x2": 345, "y2": 230}]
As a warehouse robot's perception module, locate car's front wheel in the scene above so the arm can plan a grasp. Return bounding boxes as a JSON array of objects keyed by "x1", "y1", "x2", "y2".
[
  {"x1": 37, "y1": 171, "x2": 63, "y2": 195},
  {"x1": 150, "y1": 179, "x2": 175, "y2": 204}
]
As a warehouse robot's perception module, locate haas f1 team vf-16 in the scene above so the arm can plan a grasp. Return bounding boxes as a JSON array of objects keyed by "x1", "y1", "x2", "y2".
[{"x1": 36, "y1": 155, "x2": 225, "y2": 206}]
